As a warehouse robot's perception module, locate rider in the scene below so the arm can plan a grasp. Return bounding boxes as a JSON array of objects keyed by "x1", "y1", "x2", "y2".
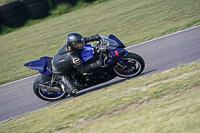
[{"x1": 52, "y1": 33, "x2": 102, "y2": 96}]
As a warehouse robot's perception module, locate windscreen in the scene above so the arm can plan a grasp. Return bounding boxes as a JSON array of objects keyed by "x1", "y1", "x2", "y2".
[{"x1": 99, "y1": 35, "x2": 119, "y2": 48}]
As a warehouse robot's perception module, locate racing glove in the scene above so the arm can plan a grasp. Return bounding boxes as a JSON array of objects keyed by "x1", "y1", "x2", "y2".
[
  {"x1": 92, "y1": 34, "x2": 101, "y2": 41},
  {"x1": 84, "y1": 34, "x2": 101, "y2": 43}
]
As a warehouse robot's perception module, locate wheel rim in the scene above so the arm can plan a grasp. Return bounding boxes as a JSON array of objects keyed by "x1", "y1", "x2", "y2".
[
  {"x1": 38, "y1": 81, "x2": 66, "y2": 100},
  {"x1": 114, "y1": 58, "x2": 141, "y2": 77}
]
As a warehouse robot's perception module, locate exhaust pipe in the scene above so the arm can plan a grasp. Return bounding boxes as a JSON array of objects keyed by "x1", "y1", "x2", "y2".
[{"x1": 37, "y1": 83, "x2": 62, "y2": 93}]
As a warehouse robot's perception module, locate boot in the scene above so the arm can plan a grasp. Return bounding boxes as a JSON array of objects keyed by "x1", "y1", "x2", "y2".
[{"x1": 54, "y1": 74, "x2": 78, "y2": 96}]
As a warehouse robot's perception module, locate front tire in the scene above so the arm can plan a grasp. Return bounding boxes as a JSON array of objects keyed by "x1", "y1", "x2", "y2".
[
  {"x1": 33, "y1": 75, "x2": 68, "y2": 101},
  {"x1": 114, "y1": 52, "x2": 145, "y2": 78}
]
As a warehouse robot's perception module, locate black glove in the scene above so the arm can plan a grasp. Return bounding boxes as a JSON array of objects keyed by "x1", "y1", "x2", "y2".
[
  {"x1": 84, "y1": 34, "x2": 101, "y2": 43},
  {"x1": 94, "y1": 34, "x2": 101, "y2": 40},
  {"x1": 91, "y1": 34, "x2": 101, "y2": 41}
]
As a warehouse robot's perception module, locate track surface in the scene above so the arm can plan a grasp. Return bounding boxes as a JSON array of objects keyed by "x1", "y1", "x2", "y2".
[{"x1": 0, "y1": 25, "x2": 200, "y2": 123}]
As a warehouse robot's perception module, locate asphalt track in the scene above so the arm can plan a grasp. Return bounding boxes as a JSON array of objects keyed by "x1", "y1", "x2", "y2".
[{"x1": 0, "y1": 25, "x2": 200, "y2": 123}]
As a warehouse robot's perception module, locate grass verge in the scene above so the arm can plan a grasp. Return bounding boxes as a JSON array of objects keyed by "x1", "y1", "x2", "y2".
[
  {"x1": 0, "y1": 61, "x2": 199, "y2": 133},
  {"x1": 0, "y1": 0, "x2": 15, "y2": 5},
  {"x1": 0, "y1": 0, "x2": 200, "y2": 85}
]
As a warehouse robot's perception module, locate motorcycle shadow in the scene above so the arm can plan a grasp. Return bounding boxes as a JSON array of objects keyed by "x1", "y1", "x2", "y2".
[{"x1": 72, "y1": 69, "x2": 156, "y2": 98}]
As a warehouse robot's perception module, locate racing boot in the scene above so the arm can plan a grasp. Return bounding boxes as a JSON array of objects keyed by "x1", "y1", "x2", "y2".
[{"x1": 54, "y1": 74, "x2": 78, "y2": 96}]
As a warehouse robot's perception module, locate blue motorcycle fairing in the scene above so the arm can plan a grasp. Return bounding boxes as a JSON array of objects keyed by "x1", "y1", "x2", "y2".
[
  {"x1": 106, "y1": 48, "x2": 125, "y2": 63},
  {"x1": 24, "y1": 35, "x2": 127, "y2": 76},
  {"x1": 79, "y1": 45, "x2": 128, "y2": 64},
  {"x1": 109, "y1": 48, "x2": 126, "y2": 57},
  {"x1": 108, "y1": 34, "x2": 125, "y2": 48},
  {"x1": 79, "y1": 44, "x2": 94, "y2": 63},
  {"x1": 79, "y1": 35, "x2": 126, "y2": 63},
  {"x1": 24, "y1": 56, "x2": 53, "y2": 75}
]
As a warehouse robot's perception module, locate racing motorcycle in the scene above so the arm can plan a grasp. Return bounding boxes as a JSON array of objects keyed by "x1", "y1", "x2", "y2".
[{"x1": 24, "y1": 34, "x2": 145, "y2": 101}]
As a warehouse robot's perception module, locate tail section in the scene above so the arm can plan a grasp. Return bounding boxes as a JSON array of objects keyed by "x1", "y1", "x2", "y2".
[{"x1": 24, "y1": 56, "x2": 53, "y2": 75}]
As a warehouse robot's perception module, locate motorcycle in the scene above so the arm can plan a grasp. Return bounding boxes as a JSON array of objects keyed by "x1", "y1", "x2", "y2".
[{"x1": 24, "y1": 34, "x2": 145, "y2": 101}]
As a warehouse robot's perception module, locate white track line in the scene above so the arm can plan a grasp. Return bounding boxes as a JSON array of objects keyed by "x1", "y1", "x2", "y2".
[
  {"x1": 1, "y1": 25, "x2": 200, "y2": 88},
  {"x1": 0, "y1": 74, "x2": 39, "y2": 87}
]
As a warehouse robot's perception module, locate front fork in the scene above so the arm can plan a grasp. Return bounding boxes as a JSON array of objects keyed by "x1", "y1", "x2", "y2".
[{"x1": 115, "y1": 51, "x2": 128, "y2": 68}]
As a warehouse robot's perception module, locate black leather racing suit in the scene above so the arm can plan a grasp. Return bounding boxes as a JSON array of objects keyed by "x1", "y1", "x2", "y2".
[{"x1": 52, "y1": 35, "x2": 102, "y2": 94}]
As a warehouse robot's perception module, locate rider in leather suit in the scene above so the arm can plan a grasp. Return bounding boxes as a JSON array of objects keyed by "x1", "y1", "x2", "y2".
[{"x1": 52, "y1": 33, "x2": 102, "y2": 96}]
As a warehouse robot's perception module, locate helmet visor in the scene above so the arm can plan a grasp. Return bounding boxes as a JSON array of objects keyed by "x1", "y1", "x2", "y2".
[{"x1": 73, "y1": 41, "x2": 85, "y2": 50}]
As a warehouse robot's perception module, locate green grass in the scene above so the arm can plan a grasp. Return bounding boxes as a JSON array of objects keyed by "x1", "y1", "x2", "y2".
[
  {"x1": 50, "y1": 3, "x2": 72, "y2": 16},
  {"x1": 0, "y1": 62, "x2": 199, "y2": 133},
  {"x1": 0, "y1": 0, "x2": 200, "y2": 85},
  {"x1": 0, "y1": 0, "x2": 16, "y2": 5},
  {"x1": 0, "y1": 0, "x2": 108, "y2": 35}
]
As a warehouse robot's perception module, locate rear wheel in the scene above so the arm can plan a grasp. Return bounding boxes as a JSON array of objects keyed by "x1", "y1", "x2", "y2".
[
  {"x1": 33, "y1": 75, "x2": 68, "y2": 101},
  {"x1": 114, "y1": 52, "x2": 145, "y2": 78}
]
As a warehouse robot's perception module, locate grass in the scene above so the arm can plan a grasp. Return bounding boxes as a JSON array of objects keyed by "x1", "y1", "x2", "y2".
[
  {"x1": 0, "y1": 0, "x2": 200, "y2": 85},
  {"x1": 0, "y1": 61, "x2": 199, "y2": 133},
  {"x1": 0, "y1": 0, "x2": 16, "y2": 5},
  {"x1": 0, "y1": 0, "x2": 108, "y2": 35},
  {"x1": 50, "y1": 3, "x2": 72, "y2": 16}
]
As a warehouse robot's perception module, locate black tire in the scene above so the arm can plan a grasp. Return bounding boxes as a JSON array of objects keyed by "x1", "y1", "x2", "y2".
[
  {"x1": 3, "y1": 13, "x2": 27, "y2": 26},
  {"x1": 52, "y1": 0, "x2": 64, "y2": 4},
  {"x1": 0, "y1": 7, "x2": 23, "y2": 20},
  {"x1": 21, "y1": 0, "x2": 42, "y2": 5},
  {"x1": 28, "y1": 9, "x2": 49, "y2": 19},
  {"x1": 64, "y1": 0, "x2": 77, "y2": 6},
  {"x1": 0, "y1": 1, "x2": 21, "y2": 12},
  {"x1": 24, "y1": 0, "x2": 49, "y2": 19},
  {"x1": 0, "y1": 24, "x2": 2, "y2": 33},
  {"x1": 9, "y1": 20, "x2": 26, "y2": 28},
  {"x1": 33, "y1": 75, "x2": 68, "y2": 101},
  {"x1": 25, "y1": 0, "x2": 49, "y2": 11},
  {"x1": 114, "y1": 52, "x2": 145, "y2": 78}
]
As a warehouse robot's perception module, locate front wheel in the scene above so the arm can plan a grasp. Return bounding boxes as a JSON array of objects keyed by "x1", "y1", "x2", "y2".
[
  {"x1": 33, "y1": 75, "x2": 68, "y2": 101},
  {"x1": 114, "y1": 52, "x2": 145, "y2": 78}
]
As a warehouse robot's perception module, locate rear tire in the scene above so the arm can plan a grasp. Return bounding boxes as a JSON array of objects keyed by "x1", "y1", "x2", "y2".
[
  {"x1": 33, "y1": 75, "x2": 68, "y2": 101},
  {"x1": 114, "y1": 52, "x2": 145, "y2": 78}
]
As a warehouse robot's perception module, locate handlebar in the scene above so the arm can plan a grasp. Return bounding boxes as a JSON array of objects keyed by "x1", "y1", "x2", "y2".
[
  {"x1": 94, "y1": 42, "x2": 110, "y2": 68},
  {"x1": 92, "y1": 34, "x2": 119, "y2": 67}
]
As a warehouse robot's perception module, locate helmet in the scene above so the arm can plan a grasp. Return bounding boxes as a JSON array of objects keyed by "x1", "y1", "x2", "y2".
[{"x1": 66, "y1": 33, "x2": 85, "y2": 53}]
